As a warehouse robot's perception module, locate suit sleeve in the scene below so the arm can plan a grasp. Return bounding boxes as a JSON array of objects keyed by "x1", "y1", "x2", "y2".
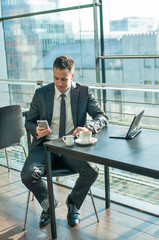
[{"x1": 85, "y1": 88, "x2": 109, "y2": 133}]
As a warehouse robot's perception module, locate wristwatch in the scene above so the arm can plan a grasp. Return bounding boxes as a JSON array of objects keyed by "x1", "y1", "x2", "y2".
[{"x1": 84, "y1": 124, "x2": 94, "y2": 132}]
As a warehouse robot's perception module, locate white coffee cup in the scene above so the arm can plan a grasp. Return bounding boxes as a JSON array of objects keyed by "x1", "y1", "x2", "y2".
[
  {"x1": 62, "y1": 135, "x2": 74, "y2": 146},
  {"x1": 77, "y1": 130, "x2": 92, "y2": 143}
]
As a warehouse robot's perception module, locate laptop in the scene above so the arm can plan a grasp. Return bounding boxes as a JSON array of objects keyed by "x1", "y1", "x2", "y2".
[{"x1": 109, "y1": 110, "x2": 144, "y2": 139}]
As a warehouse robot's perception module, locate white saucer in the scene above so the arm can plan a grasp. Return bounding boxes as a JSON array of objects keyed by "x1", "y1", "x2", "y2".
[{"x1": 75, "y1": 137, "x2": 97, "y2": 146}]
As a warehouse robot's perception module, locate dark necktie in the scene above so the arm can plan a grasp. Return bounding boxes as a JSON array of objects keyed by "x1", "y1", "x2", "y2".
[{"x1": 59, "y1": 94, "x2": 66, "y2": 138}]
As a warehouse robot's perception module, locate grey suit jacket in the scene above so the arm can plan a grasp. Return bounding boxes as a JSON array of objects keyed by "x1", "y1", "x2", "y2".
[{"x1": 25, "y1": 82, "x2": 108, "y2": 149}]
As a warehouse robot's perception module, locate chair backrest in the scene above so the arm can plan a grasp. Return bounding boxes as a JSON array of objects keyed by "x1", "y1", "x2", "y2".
[
  {"x1": 51, "y1": 168, "x2": 76, "y2": 177},
  {"x1": 0, "y1": 105, "x2": 25, "y2": 149}
]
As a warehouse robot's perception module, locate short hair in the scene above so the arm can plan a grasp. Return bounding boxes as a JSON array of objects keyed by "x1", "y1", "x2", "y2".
[{"x1": 53, "y1": 55, "x2": 74, "y2": 72}]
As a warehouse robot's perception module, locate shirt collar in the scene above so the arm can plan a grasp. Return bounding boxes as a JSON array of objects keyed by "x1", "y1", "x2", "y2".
[{"x1": 54, "y1": 85, "x2": 71, "y2": 100}]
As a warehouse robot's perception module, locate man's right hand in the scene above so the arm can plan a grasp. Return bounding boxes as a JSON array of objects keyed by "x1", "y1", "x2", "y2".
[
  {"x1": 72, "y1": 126, "x2": 91, "y2": 137},
  {"x1": 36, "y1": 126, "x2": 52, "y2": 138}
]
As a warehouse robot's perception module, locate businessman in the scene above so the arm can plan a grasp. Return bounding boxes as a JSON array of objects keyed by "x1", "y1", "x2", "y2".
[{"x1": 21, "y1": 55, "x2": 108, "y2": 228}]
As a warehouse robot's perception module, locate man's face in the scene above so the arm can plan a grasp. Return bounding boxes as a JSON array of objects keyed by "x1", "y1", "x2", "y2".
[{"x1": 53, "y1": 67, "x2": 74, "y2": 93}]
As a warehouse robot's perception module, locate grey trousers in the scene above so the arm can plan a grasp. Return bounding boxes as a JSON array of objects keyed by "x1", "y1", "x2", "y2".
[{"x1": 21, "y1": 145, "x2": 99, "y2": 211}]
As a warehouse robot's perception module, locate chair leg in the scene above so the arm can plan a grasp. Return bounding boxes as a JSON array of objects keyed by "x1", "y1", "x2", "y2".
[
  {"x1": 19, "y1": 143, "x2": 27, "y2": 158},
  {"x1": 23, "y1": 190, "x2": 31, "y2": 231},
  {"x1": 32, "y1": 193, "x2": 34, "y2": 201},
  {"x1": 4, "y1": 149, "x2": 10, "y2": 172},
  {"x1": 89, "y1": 188, "x2": 99, "y2": 222},
  {"x1": 4, "y1": 144, "x2": 27, "y2": 173}
]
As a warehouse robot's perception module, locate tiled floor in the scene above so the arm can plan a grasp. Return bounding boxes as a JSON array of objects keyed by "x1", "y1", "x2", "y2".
[{"x1": 1, "y1": 165, "x2": 159, "y2": 240}]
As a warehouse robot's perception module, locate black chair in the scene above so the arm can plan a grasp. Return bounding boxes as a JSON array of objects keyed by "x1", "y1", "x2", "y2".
[
  {"x1": 0, "y1": 105, "x2": 27, "y2": 172},
  {"x1": 23, "y1": 168, "x2": 99, "y2": 230}
]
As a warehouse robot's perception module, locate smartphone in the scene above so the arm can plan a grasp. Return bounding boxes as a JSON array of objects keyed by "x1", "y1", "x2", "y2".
[{"x1": 37, "y1": 120, "x2": 49, "y2": 128}]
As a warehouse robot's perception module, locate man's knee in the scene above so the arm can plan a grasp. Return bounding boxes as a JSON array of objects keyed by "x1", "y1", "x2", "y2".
[
  {"x1": 21, "y1": 165, "x2": 43, "y2": 186},
  {"x1": 21, "y1": 167, "x2": 33, "y2": 186}
]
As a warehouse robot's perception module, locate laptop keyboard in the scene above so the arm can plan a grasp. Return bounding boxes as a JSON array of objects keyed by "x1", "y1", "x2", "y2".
[
  {"x1": 117, "y1": 129, "x2": 127, "y2": 137},
  {"x1": 113, "y1": 128, "x2": 127, "y2": 137}
]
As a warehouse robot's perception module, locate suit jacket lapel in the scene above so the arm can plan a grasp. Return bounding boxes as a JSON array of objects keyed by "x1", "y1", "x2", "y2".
[
  {"x1": 71, "y1": 82, "x2": 79, "y2": 127},
  {"x1": 46, "y1": 83, "x2": 54, "y2": 125}
]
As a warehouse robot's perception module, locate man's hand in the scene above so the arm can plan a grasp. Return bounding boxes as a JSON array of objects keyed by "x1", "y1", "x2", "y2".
[
  {"x1": 72, "y1": 126, "x2": 90, "y2": 137},
  {"x1": 36, "y1": 126, "x2": 52, "y2": 138}
]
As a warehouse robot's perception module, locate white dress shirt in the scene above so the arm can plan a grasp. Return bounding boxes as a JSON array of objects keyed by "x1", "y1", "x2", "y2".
[{"x1": 46, "y1": 86, "x2": 75, "y2": 140}]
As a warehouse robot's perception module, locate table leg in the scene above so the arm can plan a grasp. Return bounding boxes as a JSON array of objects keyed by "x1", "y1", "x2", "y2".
[
  {"x1": 104, "y1": 166, "x2": 110, "y2": 209},
  {"x1": 44, "y1": 146, "x2": 57, "y2": 239}
]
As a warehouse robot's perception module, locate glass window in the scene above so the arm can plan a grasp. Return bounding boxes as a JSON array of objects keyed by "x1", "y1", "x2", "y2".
[
  {"x1": 2, "y1": 6, "x2": 95, "y2": 84},
  {"x1": 155, "y1": 58, "x2": 159, "y2": 68},
  {"x1": 144, "y1": 58, "x2": 153, "y2": 68},
  {"x1": 144, "y1": 80, "x2": 152, "y2": 103},
  {"x1": 103, "y1": 0, "x2": 159, "y2": 42},
  {"x1": 155, "y1": 81, "x2": 159, "y2": 103}
]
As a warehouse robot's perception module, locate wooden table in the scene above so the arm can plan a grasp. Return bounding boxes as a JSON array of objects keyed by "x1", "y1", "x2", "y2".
[{"x1": 44, "y1": 124, "x2": 159, "y2": 239}]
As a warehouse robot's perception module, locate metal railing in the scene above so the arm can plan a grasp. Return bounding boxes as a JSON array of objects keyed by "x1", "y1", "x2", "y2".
[
  {"x1": 0, "y1": 79, "x2": 159, "y2": 129},
  {"x1": 0, "y1": 3, "x2": 100, "y2": 21},
  {"x1": 98, "y1": 55, "x2": 159, "y2": 60}
]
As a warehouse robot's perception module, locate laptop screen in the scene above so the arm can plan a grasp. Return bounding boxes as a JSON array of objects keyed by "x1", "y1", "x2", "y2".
[{"x1": 126, "y1": 110, "x2": 144, "y2": 137}]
